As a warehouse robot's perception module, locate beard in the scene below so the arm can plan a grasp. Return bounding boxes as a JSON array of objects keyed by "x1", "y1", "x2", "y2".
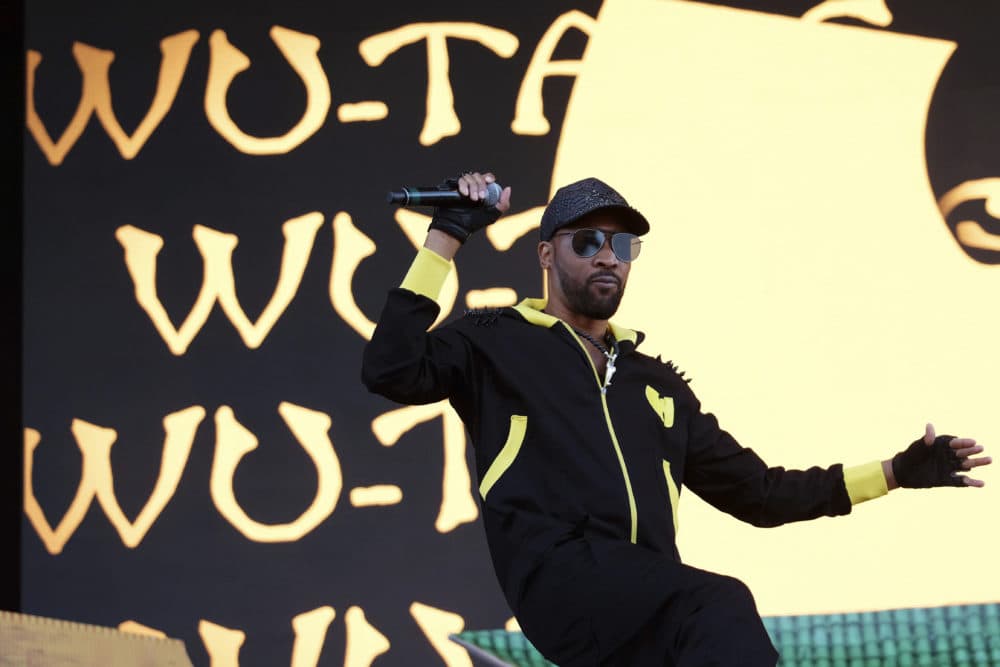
[{"x1": 554, "y1": 261, "x2": 625, "y2": 320}]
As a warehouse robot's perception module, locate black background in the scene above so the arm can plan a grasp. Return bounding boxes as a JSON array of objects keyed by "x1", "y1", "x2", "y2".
[{"x1": 20, "y1": 2, "x2": 599, "y2": 665}]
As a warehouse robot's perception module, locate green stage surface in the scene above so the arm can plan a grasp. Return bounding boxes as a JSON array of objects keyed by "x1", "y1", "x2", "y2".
[{"x1": 450, "y1": 603, "x2": 1000, "y2": 667}]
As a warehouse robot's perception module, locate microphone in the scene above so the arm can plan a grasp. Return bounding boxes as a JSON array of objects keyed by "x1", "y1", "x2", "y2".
[{"x1": 386, "y1": 182, "x2": 503, "y2": 208}]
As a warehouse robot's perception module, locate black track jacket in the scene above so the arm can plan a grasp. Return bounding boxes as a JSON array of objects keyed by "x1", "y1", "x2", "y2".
[{"x1": 361, "y1": 247, "x2": 889, "y2": 658}]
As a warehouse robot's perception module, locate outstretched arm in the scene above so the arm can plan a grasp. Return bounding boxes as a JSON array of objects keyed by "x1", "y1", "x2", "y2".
[
  {"x1": 683, "y1": 399, "x2": 992, "y2": 527},
  {"x1": 882, "y1": 422, "x2": 992, "y2": 490}
]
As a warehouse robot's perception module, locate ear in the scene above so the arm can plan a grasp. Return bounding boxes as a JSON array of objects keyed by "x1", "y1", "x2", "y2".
[{"x1": 538, "y1": 241, "x2": 553, "y2": 270}]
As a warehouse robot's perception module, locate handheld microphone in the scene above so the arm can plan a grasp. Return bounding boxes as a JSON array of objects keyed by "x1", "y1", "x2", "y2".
[{"x1": 386, "y1": 182, "x2": 503, "y2": 208}]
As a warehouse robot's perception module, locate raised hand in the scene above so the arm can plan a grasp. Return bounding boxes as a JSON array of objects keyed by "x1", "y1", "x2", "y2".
[{"x1": 427, "y1": 171, "x2": 512, "y2": 244}]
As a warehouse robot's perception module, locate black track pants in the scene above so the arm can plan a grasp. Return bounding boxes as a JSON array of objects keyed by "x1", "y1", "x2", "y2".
[{"x1": 516, "y1": 537, "x2": 779, "y2": 667}]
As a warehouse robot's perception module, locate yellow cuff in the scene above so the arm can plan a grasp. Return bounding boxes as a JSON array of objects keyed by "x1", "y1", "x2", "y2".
[
  {"x1": 400, "y1": 247, "x2": 452, "y2": 301},
  {"x1": 844, "y1": 461, "x2": 889, "y2": 505}
]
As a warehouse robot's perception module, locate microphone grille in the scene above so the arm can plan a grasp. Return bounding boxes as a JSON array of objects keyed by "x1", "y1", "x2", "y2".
[{"x1": 484, "y1": 182, "x2": 502, "y2": 207}]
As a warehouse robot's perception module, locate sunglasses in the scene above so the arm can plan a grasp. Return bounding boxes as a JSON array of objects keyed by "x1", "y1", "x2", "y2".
[{"x1": 553, "y1": 228, "x2": 642, "y2": 262}]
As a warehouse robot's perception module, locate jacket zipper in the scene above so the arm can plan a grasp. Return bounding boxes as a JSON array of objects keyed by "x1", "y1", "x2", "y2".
[{"x1": 561, "y1": 323, "x2": 638, "y2": 544}]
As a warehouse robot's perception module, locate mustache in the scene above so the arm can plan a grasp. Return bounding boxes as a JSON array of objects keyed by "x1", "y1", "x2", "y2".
[{"x1": 588, "y1": 271, "x2": 622, "y2": 287}]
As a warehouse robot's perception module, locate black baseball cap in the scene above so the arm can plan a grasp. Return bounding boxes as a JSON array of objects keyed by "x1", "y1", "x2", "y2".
[{"x1": 539, "y1": 177, "x2": 650, "y2": 241}]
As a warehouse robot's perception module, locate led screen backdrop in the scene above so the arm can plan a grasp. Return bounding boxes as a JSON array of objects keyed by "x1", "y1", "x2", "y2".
[{"x1": 21, "y1": 0, "x2": 999, "y2": 665}]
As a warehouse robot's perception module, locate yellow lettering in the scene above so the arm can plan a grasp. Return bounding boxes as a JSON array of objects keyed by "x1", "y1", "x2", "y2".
[
  {"x1": 410, "y1": 602, "x2": 472, "y2": 667},
  {"x1": 25, "y1": 50, "x2": 92, "y2": 166},
  {"x1": 359, "y1": 23, "x2": 518, "y2": 145},
  {"x1": 23, "y1": 406, "x2": 205, "y2": 553},
  {"x1": 205, "y1": 26, "x2": 331, "y2": 154},
  {"x1": 329, "y1": 212, "x2": 378, "y2": 340},
  {"x1": 956, "y1": 222, "x2": 1000, "y2": 252},
  {"x1": 25, "y1": 31, "x2": 198, "y2": 165},
  {"x1": 349, "y1": 485, "x2": 403, "y2": 507},
  {"x1": 91, "y1": 32, "x2": 200, "y2": 159},
  {"x1": 485, "y1": 206, "x2": 546, "y2": 252},
  {"x1": 344, "y1": 606, "x2": 390, "y2": 667},
  {"x1": 371, "y1": 402, "x2": 477, "y2": 533},
  {"x1": 210, "y1": 402, "x2": 342, "y2": 542},
  {"x1": 117, "y1": 621, "x2": 167, "y2": 638},
  {"x1": 199, "y1": 607, "x2": 335, "y2": 667},
  {"x1": 116, "y1": 212, "x2": 323, "y2": 355},
  {"x1": 465, "y1": 288, "x2": 517, "y2": 310},
  {"x1": 198, "y1": 619, "x2": 245, "y2": 666},
  {"x1": 337, "y1": 101, "x2": 389, "y2": 123},
  {"x1": 89, "y1": 407, "x2": 206, "y2": 548},
  {"x1": 23, "y1": 428, "x2": 94, "y2": 555},
  {"x1": 116, "y1": 225, "x2": 215, "y2": 355},
  {"x1": 939, "y1": 178, "x2": 1000, "y2": 251},
  {"x1": 511, "y1": 11, "x2": 596, "y2": 136},
  {"x1": 290, "y1": 607, "x2": 337, "y2": 667},
  {"x1": 802, "y1": 0, "x2": 893, "y2": 26},
  {"x1": 209, "y1": 215, "x2": 323, "y2": 347}
]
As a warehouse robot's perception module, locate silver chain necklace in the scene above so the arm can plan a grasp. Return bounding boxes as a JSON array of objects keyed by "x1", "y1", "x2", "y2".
[{"x1": 573, "y1": 328, "x2": 619, "y2": 392}]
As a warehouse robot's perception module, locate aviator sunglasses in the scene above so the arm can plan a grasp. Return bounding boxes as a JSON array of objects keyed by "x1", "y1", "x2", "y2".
[{"x1": 553, "y1": 228, "x2": 642, "y2": 262}]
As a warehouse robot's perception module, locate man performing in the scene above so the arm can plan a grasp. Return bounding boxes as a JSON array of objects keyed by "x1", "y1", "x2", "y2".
[{"x1": 361, "y1": 172, "x2": 991, "y2": 666}]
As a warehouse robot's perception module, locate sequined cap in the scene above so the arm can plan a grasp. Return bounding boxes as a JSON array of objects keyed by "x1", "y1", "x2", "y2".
[{"x1": 539, "y1": 177, "x2": 650, "y2": 241}]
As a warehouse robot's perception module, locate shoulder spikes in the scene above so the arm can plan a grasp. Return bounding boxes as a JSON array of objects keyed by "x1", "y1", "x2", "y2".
[
  {"x1": 464, "y1": 307, "x2": 504, "y2": 326},
  {"x1": 665, "y1": 359, "x2": 692, "y2": 384}
]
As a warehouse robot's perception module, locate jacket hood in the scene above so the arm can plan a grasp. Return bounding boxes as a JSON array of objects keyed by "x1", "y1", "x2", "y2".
[{"x1": 510, "y1": 297, "x2": 645, "y2": 348}]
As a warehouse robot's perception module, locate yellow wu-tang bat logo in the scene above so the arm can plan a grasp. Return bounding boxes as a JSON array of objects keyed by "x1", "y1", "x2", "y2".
[{"x1": 645, "y1": 386, "x2": 674, "y2": 428}]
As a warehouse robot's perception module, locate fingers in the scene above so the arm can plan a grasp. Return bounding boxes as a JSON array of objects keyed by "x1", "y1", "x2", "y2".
[
  {"x1": 953, "y1": 443, "x2": 982, "y2": 458},
  {"x1": 457, "y1": 172, "x2": 496, "y2": 201},
  {"x1": 956, "y1": 439, "x2": 991, "y2": 485},
  {"x1": 496, "y1": 186, "x2": 513, "y2": 214},
  {"x1": 949, "y1": 438, "x2": 989, "y2": 470},
  {"x1": 959, "y1": 475, "x2": 986, "y2": 488},
  {"x1": 457, "y1": 173, "x2": 479, "y2": 199},
  {"x1": 948, "y1": 437, "x2": 991, "y2": 472},
  {"x1": 960, "y1": 455, "x2": 992, "y2": 470},
  {"x1": 924, "y1": 422, "x2": 936, "y2": 445}
]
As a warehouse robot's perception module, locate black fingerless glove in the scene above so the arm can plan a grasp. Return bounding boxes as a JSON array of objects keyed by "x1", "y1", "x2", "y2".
[
  {"x1": 891, "y1": 435, "x2": 965, "y2": 488},
  {"x1": 428, "y1": 178, "x2": 502, "y2": 243}
]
